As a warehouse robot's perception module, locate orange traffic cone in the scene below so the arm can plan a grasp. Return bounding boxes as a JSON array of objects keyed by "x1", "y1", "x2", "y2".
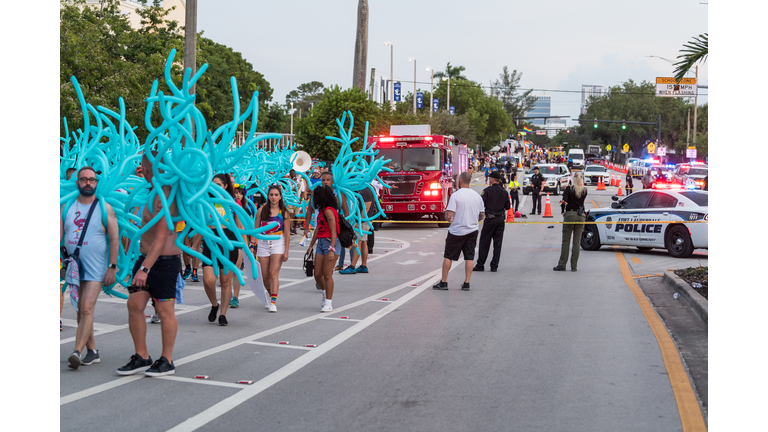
[
  {"x1": 542, "y1": 193, "x2": 553, "y2": 218},
  {"x1": 597, "y1": 176, "x2": 606, "y2": 191},
  {"x1": 617, "y1": 178, "x2": 623, "y2": 196},
  {"x1": 506, "y1": 208, "x2": 515, "y2": 222},
  {"x1": 609, "y1": 173, "x2": 615, "y2": 187}
]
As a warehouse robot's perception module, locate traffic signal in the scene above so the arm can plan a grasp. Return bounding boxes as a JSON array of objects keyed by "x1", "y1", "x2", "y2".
[
  {"x1": 593, "y1": 119, "x2": 598, "y2": 129},
  {"x1": 566, "y1": 129, "x2": 570, "y2": 134},
  {"x1": 622, "y1": 120, "x2": 626, "y2": 130}
]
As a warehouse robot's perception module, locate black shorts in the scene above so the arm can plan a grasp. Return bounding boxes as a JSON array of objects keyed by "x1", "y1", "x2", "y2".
[
  {"x1": 443, "y1": 231, "x2": 478, "y2": 261},
  {"x1": 202, "y1": 228, "x2": 240, "y2": 269},
  {"x1": 129, "y1": 255, "x2": 181, "y2": 301}
]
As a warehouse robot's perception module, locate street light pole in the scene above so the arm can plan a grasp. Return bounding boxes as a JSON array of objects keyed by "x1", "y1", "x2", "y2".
[
  {"x1": 384, "y1": 42, "x2": 393, "y2": 108},
  {"x1": 693, "y1": 65, "x2": 699, "y2": 149},
  {"x1": 409, "y1": 58, "x2": 416, "y2": 115},
  {"x1": 290, "y1": 102, "x2": 294, "y2": 135},
  {"x1": 427, "y1": 67, "x2": 433, "y2": 118},
  {"x1": 442, "y1": 77, "x2": 450, "y2": 112}
]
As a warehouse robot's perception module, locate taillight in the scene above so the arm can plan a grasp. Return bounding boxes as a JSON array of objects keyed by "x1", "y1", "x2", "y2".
[{"x1": 704, "y1": 214, "x2": 708, "y2": 220}]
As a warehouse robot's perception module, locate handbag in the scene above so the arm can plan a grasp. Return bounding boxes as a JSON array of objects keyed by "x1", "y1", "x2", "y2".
[
  {"x1": 303, "y1": 249, "x2": 314, "y2": 277},
  {"x1": 62, "y1": 198, "x2": 100, "y2": 283}
]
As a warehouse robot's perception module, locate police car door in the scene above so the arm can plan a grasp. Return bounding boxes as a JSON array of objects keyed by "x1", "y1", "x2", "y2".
[
  {"x1": 612, "y1": 191, "x2": 653, "y2": 245},
  {"x1": 642, "y1": 192, "x2": 678, "y2": 247}
]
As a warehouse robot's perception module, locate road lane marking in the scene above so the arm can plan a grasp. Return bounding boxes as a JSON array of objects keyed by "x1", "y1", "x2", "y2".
[
  {"x1": 155, "y1": 376, "x2": 246, "y2": 389},
  {"x1": 244, "y1": 341, "x2": 313, "y2": 351},
  {"x1": 613, "y1": 246, "x2": 707, "y2": 432},
  {"x1": 320, "y1": 317, "x2": 362, "y2": 322},
  {"x1": 632, "y1": 257, "x2": 642, "y2": 264},
  {"x1": 165, "y1": 261, "x2": 463, "y2": 432}
]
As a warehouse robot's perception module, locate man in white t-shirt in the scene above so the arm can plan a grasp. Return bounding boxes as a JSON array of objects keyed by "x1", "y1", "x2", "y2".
[{"x1": 433, "y1": 172, "x2": 485, "y2": 291}]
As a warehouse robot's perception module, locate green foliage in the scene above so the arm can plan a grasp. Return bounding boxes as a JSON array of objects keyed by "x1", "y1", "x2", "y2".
[
  {"x1": 285, "y1": 81, "x2": 325, "y2": 119},
  {"x1": 261, "y1": 103, "x2": 289, "y2": 134},
  {"x1": 294, "y1": 86, "x2": 380, "y2": 160},
  {"x1": 579, "y1": 79, "x2": 706, "y2": 159},
  {"x1": 60, "y1": 0, "x2": 184, "y2": 139},
  {"x1": 674, "y1": 33, "x2": 708, "y2": 82},
  {"x1": 196, "y1": 36, "x2": 273, "y2": 133},
  {"x1": 490, "y1": 66, "x2": 537, "y2": 119}
]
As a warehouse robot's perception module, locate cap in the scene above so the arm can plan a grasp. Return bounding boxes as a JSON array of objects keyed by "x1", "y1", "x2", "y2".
[
  {"x1": 489, "y1": 171, "x2": 502, "y2": 180},
  {"x1": 533, "y1": 166, "x2": 540, "y2": 170}
]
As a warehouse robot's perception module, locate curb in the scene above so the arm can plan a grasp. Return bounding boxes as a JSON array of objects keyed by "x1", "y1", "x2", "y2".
[{"x1": 662, "y1": 271, "x2": 708, "y2": 327}]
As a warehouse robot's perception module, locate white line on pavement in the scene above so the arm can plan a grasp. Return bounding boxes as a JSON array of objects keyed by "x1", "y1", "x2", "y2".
[
  {"x1": 244, "y1": 341, "x2": 314, "y2": 351},
  {"x1": 165, "y1": 261, "x2": 462, "y2": 432},
  {"x1": 154, "y1": 376, "x2": 246, "y2": 389}
]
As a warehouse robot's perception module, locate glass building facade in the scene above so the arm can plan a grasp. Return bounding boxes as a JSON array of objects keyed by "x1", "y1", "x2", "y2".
[
  {"x1": 527, "y1": 95, "x2": 551, "y2": 126},
  {"x1": 581, "y1": 85, "x2": 608, "y2": 115}
]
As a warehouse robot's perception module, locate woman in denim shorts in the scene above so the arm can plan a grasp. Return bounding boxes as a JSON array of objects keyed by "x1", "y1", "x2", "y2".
[
  {"x1": 254, "y1": 185, "x2": 290, "y2": 313},
  {"x1": 306, "y1": 186, "x2": 340, "y2": 313}
]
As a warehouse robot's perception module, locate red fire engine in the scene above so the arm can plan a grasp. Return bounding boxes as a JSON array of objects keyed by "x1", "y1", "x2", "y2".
[{"x1": 368, "y1": 125, "x2": 469, "y2": 225}]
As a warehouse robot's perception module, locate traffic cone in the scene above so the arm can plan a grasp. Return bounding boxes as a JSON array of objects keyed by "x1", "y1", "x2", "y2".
[
  {"x1": 609, "y1": 173, "x2": 615, "y2": 187},
  {"x1": 617, "y1": 178, "x2": 623, "y2": 196},
  {"x1": 542, "y1": 193, "x2": 553, "y2": 218},
  {"x1": 597, "y1": 176, "x2": 606, "y2": 191},
  {"x1": 506, "y1": 208, "x2": 515, "y2": 223}
]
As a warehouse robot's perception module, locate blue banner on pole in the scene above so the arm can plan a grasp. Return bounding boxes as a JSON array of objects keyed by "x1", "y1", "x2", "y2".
[
  {"x1": 393, "y1": 82, "x2": 401, "y2": 102},
  {"x1": 449, "y1": 106, "x2": 455, "y2": 115},
  {"x1": 432, "y1": 98, "x2": 439, "y2": 112},
  {"x1": 416, "y1": 92, "x2": 423, "y2": 109}
]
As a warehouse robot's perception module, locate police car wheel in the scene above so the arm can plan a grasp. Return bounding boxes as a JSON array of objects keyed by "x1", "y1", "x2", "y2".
[
  {"x1": 666, "y1": 225, "x2": 694, "y2": 258},
  {"x1": 580, "y1": 223, "x2": 601, "y2": 251}
]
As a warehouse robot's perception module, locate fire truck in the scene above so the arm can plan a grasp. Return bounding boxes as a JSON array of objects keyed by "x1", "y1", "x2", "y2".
[{"x1": 368, "y1": 125, "x2": 469, "y2": 225}]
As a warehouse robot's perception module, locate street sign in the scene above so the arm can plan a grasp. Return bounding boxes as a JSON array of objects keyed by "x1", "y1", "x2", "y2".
[
  {"x1": 535, "y1": 130, "x2": 546, "y2": 135},
  {"x1": 393, "y1": 82, "x2": 401, "y2": 101},
  {"x1": 623, "y1": 143, "x2": 629, "y2": 152},
  {"x1": 657, "y1": 146, "x2": 666, "y2": 156},
  {"x1": 606, "y1": 144, "x2": 612, "y2": 151},
  {"x1": 432, "y1": 98, "x2": 439, "y2": 113},
  {"x1": 416, "y1": 92, "x2": 423, "y2": 109},
  {"x1": 655, "y1": 77, "x2": 697, "y2": 97},
  {"x1": 449, "y1": 106, "x2": 455, "y2": 115},
  {"x1": 687, "y1": 147, "x2": 697, "y2": 158},
  {"x1": 648, "y1": 142, "x2": 656, "y2": 154}
]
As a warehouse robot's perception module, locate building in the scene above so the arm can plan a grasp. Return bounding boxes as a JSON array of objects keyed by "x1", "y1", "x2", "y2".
[
  {"x1": 527, "y1": 94, "x2": 550, "y2": 127},
  {"x1": 545, "y1": 118, "x2": 567, "y2": 138},
  {"x1": 79, "y1": 1, "x2": 186, "y2": 29},
  {"x1": 581, "y1": 84, "x2": 608, "y2": 115}
]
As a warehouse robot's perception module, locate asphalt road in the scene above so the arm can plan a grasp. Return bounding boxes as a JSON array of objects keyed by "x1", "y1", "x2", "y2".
[{"x1": 60, "y1": 171, "x2": 708, "y2": 432}]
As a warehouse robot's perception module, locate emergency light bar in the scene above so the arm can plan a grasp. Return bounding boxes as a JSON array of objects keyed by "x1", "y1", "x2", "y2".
[{"x1": 379, "y1": 137, "x2": 395, "y2": 143}]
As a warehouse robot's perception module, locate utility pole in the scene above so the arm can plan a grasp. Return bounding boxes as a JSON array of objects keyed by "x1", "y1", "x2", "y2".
[
  {"x1": 184, "y1": 0, "x2": 197, "y2": 142},
  {"x1": 692, "y1": 65, "x2": 699, "y2": 148},
  {"x1": 686, "y1": 108, "x2": 690, "y2": 147},
  {"x1": 428, "y1": 68, "x2": 434, "y2": 118},
  {"x1": 411, "y1": 58, "x2": 417, "y2": 115}
]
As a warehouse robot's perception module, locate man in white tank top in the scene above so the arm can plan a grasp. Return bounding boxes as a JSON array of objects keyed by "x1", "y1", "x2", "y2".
[{"x1": 60, "y1": 167, "x2": 119, "y2": 370}]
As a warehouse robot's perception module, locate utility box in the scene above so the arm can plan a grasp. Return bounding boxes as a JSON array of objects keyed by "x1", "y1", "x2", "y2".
[{"x1": 390, "y1": 124, "x2": 431, "y2": 136}]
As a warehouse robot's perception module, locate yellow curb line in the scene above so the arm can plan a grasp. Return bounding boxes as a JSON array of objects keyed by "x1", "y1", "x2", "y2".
[{"x1": 614, "y1": 246, "x2": 707, "y2": 431}]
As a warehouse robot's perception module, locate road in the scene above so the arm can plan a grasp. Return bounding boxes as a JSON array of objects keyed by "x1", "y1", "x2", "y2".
[{"x1": 60, "y1": 171, "x2": 708, "y2": 432}]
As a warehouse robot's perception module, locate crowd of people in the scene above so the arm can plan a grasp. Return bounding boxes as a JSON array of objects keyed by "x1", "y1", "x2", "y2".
[{"x1": 61, "y1": 163, "x2": 378, "y2": 376}]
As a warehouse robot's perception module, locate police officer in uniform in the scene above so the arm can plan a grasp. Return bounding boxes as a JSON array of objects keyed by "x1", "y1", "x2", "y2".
[
  {"x1": 473, "y1": 171, "x2": 510, "y2": 272},
  {"x1": 529, "y1": 166, "x2": 545, "y2": 215}
]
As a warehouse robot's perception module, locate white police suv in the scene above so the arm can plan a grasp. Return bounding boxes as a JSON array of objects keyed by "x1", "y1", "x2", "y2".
[
  {"x1": 580, "y1": 189, "x2": 708, "y2": 258},
  {"x1": 522, "y1": 163, "x2": 571, "y2": 196}
]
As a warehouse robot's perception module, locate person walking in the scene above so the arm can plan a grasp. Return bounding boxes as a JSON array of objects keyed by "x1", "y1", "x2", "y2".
[
  {"x1": 474, "y1": 171, "x2": 510, "y2": 272},
  {"x1": 529, "y1": 166, "x2": 545, "y2": 215},
  {"x1": 553, "y1": 172, "x2": 588, "y2": 272},
  {"x1": 307, "y1": 185, "x2": 340, "y2": 312},
  {"x1": 117, "y1": 154, "x2": 183, "y2": 376},
  {"x1": 255, "y1": 185, "x2": 290, "y2": 313},
  {"x1": 433, "y1": 172, "x2": 485, "y2": 291},
  {"x1": 61, "y1": 166, "x2": 119, "y2": 369},
  {"x1": 340, "y1": 186, "x2": 374, "y2": 275},
  {"x1": 625, "y1": 172, "x2": 634, "y2": 195},
  {"x1": 508, "y1": 172, "x2": 521, "y2": 213}
]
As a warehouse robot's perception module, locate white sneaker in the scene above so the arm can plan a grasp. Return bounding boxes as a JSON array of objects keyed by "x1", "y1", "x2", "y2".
[
  {"x1": 321, "y1": 303, "x2": 333, "y2": 313},
  {"x1": 150, "y1": 314, "x2": 161, "y2": 324},
  {"x1": 268, "y1": 303, "x2": 277, "y2": 313}
]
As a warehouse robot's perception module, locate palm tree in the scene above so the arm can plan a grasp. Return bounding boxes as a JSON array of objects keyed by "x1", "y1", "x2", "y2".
[
  {"x1": 352, "y1": 0, "x2": 369, "y2": 92},
  {"x1": 673, "y1": 33, "x2": 707, "y2": 82},
  {"x1": 433, "y1": 62, "x2": 468, "y2": 81}
]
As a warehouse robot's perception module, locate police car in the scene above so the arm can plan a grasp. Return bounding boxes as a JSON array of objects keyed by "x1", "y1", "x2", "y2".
[
  {"x1": 580, "y1": 189, "x2": 708, "y2": 258},
  {"x1": 522, "y1": 163, "x2": 571, "y2": 195},
  {"x1": 582, "y1": 165, "x2": 610, "y2": 186}
]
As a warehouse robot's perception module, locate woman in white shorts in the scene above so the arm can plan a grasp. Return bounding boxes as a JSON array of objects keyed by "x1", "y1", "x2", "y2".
[{"x1": 254, "y1": 185, "x2": 290, "y2": 312}]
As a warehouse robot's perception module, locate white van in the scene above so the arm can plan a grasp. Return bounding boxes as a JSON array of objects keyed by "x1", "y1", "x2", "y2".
[{"x1": 568, "y1": 149, "x2": 585, "y2": 169}]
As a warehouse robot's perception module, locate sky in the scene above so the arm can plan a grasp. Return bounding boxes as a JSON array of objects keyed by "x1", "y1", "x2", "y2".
[{"x1": 197, "y1": 0, "x2": 708, "y2": 127}]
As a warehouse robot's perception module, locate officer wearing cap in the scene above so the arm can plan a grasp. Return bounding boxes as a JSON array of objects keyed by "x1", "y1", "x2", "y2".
[
  {"x1": 474, "y1": 171, "x2": 510, "y2": 272},
  {"x1": 530, "y1": 166, "x2": 545, "y2": 215}
]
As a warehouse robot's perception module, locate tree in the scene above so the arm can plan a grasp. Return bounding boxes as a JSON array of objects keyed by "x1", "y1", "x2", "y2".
[
  {"x1": 60, "y1": 0, "x2": 184, "y2": 140},
  {"x1": 490, "y1": 66, "x2": 537, "y2": 119},
  {"x1": 285, "y1": 81, "x2": 325, "y2": 118},
  {"x1": 352, "y1": 0, "x2": 368, "y2": 91},
  {"x1": 295, "y1": 85, "x2": 379, "y2": 160},
  {"x1": 195, "y1": 36, "x2": 274, "y2": 133},
  {"x1": 674, "y1": 33, "x2": 707, "y2": 82},
  {"x1": 433, "y1": 62, "x2": 467, "y2": 81}
]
